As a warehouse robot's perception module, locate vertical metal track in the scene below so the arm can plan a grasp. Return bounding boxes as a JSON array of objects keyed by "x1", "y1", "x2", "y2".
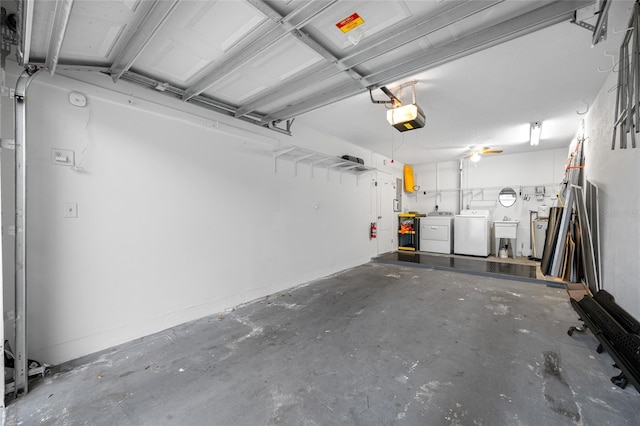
[
  {"x1": 612, "y1": 2, "x2": 640, "y2": 150},
  {"x1": 13, "y1": 68, "x2": 38, "y2": 397},
  {"x1": 612, "y1": 44, "x2": 622, "y2": 149},
  {"x1": 0, "y1": 67, "x2": 4, "y2": 407}
]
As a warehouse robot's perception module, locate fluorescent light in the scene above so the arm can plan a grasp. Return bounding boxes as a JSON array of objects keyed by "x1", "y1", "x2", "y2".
[
  {"x1": 530, "y1": 122, "x2": 542, "y2": 146},
  {"x1": 470, "y1": 151, "x2": 481, "y2": 162}
]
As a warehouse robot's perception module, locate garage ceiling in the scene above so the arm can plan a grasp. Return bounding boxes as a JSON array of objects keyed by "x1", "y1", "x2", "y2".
[{"x1": 6, "y1": 0, "x2": 633, "y2": 164}]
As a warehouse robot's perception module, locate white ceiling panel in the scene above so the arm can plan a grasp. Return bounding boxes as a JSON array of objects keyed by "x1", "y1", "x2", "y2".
[
  {"x1": 54, "y1": 1, "x2": 150, "y2": 64},
  {"x1": 24, "y1": 2, "x2": 58, "y2": 61},
  {"x1": 306, "y1": 1, "x2": 413, "y2": 51},
  {"x1": 203, "y1": 35, "x2": 324, "y2": 104},
  {"x1": 133, "y1": 0, "x2": 266, "y2": 85},
  {"x1": 205, "y1": 71, "x2": 269, "y2": 106},
  {"x1": 246, "y1": 72, "x2": 359, "y2": 116},
  {"x1": 62, "y1": 17, "x2": 126, "y2": 60},
  {"x1": 249, "y1": 36, "x2": 324, "y2": 82},
  {"x1": 137, "y1": 40, "x2": 211, "y2": 83}
]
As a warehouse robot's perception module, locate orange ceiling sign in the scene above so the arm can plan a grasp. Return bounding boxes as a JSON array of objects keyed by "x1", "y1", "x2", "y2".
[{"x1": 335, "y1": 13, "x2": 364, "y2": 33}]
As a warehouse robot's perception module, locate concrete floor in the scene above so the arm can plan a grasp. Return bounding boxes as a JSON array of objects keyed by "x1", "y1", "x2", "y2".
[{"x1": 5, "y1": 263, "x2": 639, "y2": 425}]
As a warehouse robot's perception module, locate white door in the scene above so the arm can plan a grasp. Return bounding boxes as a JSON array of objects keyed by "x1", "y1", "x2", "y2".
[{"x1": 376, "y1": 171, "x2": 395, "y2": 255}]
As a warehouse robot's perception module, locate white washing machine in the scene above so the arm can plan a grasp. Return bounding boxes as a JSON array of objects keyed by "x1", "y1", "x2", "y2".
[
  {"x1": 420, "y1": 211, "x2": 454, "y2": 254},
  {"x1": 454, "y1": 210, "x2": 491, "y2": 256}
]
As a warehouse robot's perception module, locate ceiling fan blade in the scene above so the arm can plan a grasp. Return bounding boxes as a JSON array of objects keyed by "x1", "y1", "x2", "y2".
[{"x1": 465, "y1": 146, "x2": 502, "y2": 159}]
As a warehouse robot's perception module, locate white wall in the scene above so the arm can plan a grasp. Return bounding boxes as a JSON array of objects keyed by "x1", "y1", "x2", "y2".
[
  {"x1": 408, "y1": 149, "x2": 566, "y2": 256},
  {"x1": 2, "y1": 70, "x2": 395, "y2": 364},
  {"x1": 584, "y1": 68, "x2": 640, "y2": 319},
  {"x1": 410, "y1": 161, "x2": 461, "y2": 214}
]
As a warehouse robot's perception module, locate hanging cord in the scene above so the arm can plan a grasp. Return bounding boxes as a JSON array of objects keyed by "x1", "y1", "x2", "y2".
[
  {"x1": 597, "y1": 50, "x2": 617, "y2": 73},
  {"x1": 389, "y1": 127, "x2": 407, "y2": 162}
]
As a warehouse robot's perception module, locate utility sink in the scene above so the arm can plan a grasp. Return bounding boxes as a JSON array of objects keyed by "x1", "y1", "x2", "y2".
[
  {"x1": 494, "y1": 221, "x2": 518, "y2": 258},
  {"x1": 494, "y1": 221, "x2": 518, "y2": 238}
]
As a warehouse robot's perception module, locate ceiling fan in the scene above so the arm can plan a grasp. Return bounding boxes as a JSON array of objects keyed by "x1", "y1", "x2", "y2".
[{"x1": 465, "y1": 146, "x2": 503, "y2": 162}]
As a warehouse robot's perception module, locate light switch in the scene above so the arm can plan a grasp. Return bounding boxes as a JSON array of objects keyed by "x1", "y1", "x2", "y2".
[
  {"x1": 64, "y1": 202, "x2": 78, "y2": 218},
  {"x1": 52, "y1": 149, "x2": 75, "y2": 166}
]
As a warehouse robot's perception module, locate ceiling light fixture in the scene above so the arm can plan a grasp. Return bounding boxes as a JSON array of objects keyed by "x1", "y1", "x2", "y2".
[
  {"x1": 470, "y1": 151, "x2": 481, "y2": 162},
  {"x1": 530, "y1": 121, "x2": 542, "y2": 146}
]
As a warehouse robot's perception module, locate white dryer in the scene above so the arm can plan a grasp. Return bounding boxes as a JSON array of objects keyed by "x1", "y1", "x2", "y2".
[
  {"x1": 420, "y1": 211, "x2": 454, "y2": 254},
  {"x1": 454, "y1": 210, "x2": 491, "y2": 257}
]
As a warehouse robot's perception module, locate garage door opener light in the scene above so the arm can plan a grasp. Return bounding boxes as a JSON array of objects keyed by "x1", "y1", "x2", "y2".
[{"x1": 370, "y1": 81, "x2": 425, "y2": 132}]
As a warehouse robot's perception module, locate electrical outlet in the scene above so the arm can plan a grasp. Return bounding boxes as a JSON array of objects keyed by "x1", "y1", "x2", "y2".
[
  {"x1": 51, "y1": 148, "x2": 75, "y2": 166},
  {"x1": 64, "y1": 202, "x2": 78, "y2": 218}
]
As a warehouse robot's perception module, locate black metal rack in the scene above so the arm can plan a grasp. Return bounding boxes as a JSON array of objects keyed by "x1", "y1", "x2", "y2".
[
  {"x1": 568, "y1": 290, "x2": 640, "y2": 392},
  {"x1": 398, "y1": 213, "x2": 423, "y2": 251}
]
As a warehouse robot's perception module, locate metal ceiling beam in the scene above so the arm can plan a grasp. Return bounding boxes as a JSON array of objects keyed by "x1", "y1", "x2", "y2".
[
  {"x1": 262, "y1": 79, "x2": 362, "y2": 124},
  {"x1": 234, "y1": 0, "x2": 502, "y2": 118},
  {"x1": 248, "y1": 0, "x2": 372, "y2": 85},
  {"x1": 16, "y1": 58, "x2": 112, "y2": 72},
  {"x1": 591, "y1": 0, "x2": 612, "y2": 45},
  {"x1": 116, "y1": 70, "x2": 292, "y2": 136},
  {"x1": 234, "y1": 62, "x2": 342, "y2": 117},
  {"x1": 246, "y1": 0, "x2": 333, "y2": 28},
  {"x1": 182, "y1": 0, "x2": 337, "y2": 101},
  {"x1": 18, "y1": 0, "x2": 34, "y2": 64},
  {"x1": 261, "y1": 0, "x2": 594, "y2": 124},
  {"x1": 109, "y1": 0, "x2": 180, "y2": 82},
  {"x1": 44, "y1": 0, "x2": 74, "y2": 75},
  {"x1": 290, "y1": 27, "x2": 372, "y2": 86}
]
